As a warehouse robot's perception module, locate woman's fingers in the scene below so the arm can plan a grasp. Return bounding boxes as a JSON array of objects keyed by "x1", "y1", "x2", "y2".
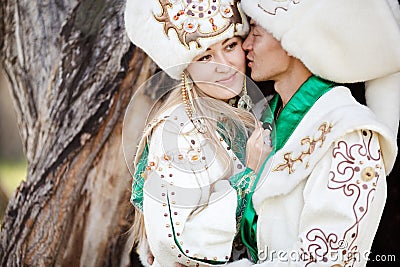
[
  {"x1": 147, "y1": 250, "x2": 154, "y2": 265},
  {"x1": 249, "y1": 121, "x2": 263, "y2": 143},
  {"x1": 246, "y1": 121, "x2": 273, "y2": 173},
  {"x1": 262, "y1": 129, "x2": 272, "y2": 146}
]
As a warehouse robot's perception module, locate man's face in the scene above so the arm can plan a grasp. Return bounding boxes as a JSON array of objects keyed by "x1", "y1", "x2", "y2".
[{"x1": 242, "y1": 20, "x2": 291, "y2": 82}]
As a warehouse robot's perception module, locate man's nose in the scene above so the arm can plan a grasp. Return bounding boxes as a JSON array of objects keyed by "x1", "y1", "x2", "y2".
[{"x1": 242, "y1": 36, "x2": 252, "y2": 51}]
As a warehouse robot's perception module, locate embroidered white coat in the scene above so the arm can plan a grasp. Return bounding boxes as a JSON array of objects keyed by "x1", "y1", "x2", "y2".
[
  {"x1": 230, "y1": 86, "x2": 397, "y2": 267},
  {"x1": 140, "y1": 103, "x2": 245, "y2": 267}
]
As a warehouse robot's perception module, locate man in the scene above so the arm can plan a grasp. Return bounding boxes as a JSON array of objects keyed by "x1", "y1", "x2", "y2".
[{"x1": 224, "y1": 0, "x2": 400, "y2": 266}]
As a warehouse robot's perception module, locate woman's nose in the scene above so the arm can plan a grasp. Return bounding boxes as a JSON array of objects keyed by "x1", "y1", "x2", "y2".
[
  {"x1": 214, "y1": 62, "x2": 231, "y2": 73},
  {"x1": 214, "y1": 51, "x2": 231, "y2": 65}
]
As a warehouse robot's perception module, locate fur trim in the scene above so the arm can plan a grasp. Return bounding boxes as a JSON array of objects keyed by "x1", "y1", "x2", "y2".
[
  {"x1": 226, "y1": 258, "x2": 253, "y2": 266},
  {"x1": 137, "y1": 239, "x2": 151, "y2": 267},
  {"x1": 241, "y1": 0, "x2": 400, "y2": 82},
  {"x1": 365, "y1": 72, "x2": 400, "y2": 136},
  {"x1": 242, "y1": 0, "x2": 400, "y2": 135},
  {"x1": 125, "y1": 0, "x2": 249, "y2": 80}
]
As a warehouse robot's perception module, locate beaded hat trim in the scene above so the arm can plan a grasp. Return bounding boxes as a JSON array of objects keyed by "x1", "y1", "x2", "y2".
[{"x1": 155, "y1": 0, "x2": 244, "y2": 48}]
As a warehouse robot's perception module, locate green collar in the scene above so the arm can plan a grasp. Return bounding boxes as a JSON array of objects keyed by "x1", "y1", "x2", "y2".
[
  {"x1": 262, "y1": 75, "x2": 336, "y2": 151},
  {"x1": 241, "y1": 75, "x2": 336, "y2": 262}
]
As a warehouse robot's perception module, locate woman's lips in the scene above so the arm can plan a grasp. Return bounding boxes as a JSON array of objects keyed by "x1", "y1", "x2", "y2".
[{"x1": 217, "y1": 72, "x2": 237, "y2": 84}]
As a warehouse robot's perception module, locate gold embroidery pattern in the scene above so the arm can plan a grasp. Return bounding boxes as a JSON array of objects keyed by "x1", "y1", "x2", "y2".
[
  {"x1": 236, "y1": 171, "x2": 256, "y2": 199},
  {"x1": 273, "y1": 122, "x2": 333, "y2": 174},
  {"x1": 154, "y1": 0, "x2": 243, "y2": 48},
  {"x1": 257, "y1": 0, "x2": 300, "y2": 15}
]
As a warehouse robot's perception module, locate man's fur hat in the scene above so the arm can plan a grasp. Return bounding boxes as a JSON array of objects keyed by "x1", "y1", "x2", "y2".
[{"x1": 242, "y1": 0, "x2": 400, "y2": 135}]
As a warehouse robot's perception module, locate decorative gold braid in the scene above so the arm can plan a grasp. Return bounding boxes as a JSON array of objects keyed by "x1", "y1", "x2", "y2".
[
  {"x1": 273, "y1": 122, "x2": 333, "y2": 174},
  {"x1": 181, "y1": 72, "x2": 206, "y2": 133},
  {"x1": 181, "y1": 72, "x2": 192, "y2": 120}
]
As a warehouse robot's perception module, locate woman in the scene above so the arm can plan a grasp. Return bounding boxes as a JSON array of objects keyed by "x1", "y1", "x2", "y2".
[{"x1": 124, "y1": 1, "x2": 271, "y2": 266}]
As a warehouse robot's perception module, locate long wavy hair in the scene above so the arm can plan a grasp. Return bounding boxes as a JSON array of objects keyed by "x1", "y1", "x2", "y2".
[{"x1": 130, "y1": 71, "x2": 257, "y2": 248}]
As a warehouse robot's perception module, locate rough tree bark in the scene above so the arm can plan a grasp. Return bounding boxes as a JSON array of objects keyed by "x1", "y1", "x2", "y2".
[{"x1": 0, "y1": 0, "x2": 156, "y2": 266}]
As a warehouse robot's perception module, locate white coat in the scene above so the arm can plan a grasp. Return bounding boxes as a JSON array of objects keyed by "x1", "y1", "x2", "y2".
[{"x1": 229, "y1": 86, "x2": 397, "y2": 267}]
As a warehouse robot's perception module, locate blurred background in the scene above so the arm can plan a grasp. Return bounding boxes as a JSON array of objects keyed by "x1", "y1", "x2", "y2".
[{"x1": 0, "y1": 68, "x2": 27, "y2": 224}]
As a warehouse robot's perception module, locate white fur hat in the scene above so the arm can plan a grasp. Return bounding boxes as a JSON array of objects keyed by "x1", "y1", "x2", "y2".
[
  {"x1": 124, "y1": 0, "x2": 249, "y2": 80},
  {"x1": 242, "y1": 0, "x2": 400, "y2": 135}
]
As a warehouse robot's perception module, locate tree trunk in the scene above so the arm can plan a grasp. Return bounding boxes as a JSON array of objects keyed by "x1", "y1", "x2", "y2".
[
  {"x1": 0, "y1": 0, "x2": 156, "y2": 266},
  {"x1": 0, "y1": 183, "x2": 8, "y2": 223}
]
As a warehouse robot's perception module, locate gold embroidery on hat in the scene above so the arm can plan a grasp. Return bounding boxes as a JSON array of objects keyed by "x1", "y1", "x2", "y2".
[
  {"x1": 154, "y1": 0, "x2": 243, "y2": 48},
  {"x1": 257, "y1": 0, "x2": 300, "y2": 16}
]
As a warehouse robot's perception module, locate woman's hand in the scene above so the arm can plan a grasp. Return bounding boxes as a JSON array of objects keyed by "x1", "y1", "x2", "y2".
[
  {"x1": 147, "y1": 249, "x2": 154, "y2": 266},
  {"x1": 246, "y1": 120, "x2": 272, "y2": 174}
]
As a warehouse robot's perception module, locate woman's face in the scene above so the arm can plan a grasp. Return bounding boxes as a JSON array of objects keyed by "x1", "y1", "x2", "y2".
[{"x1": 186, "y1": 37, "x2": 246, "y2": 100}]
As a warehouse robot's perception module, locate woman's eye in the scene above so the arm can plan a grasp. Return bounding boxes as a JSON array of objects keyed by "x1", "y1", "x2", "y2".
[
  {"x1": 226, "y1": 42, "x2": 238, "y2": 50},
  {"x1": 197, "y1": 55, "x2": 212, "y2": 62}
]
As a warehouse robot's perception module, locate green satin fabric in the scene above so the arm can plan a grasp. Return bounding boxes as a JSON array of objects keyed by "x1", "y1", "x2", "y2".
[
  {"x1": 240, "y1": 75, "x2": 336, "y2": 262},
  {"x1": 240, "y1": 152, "x2": 274, "y2": 261},
  {"x1": 130, "y1": 144, "x2": 148, "y2": 211}
]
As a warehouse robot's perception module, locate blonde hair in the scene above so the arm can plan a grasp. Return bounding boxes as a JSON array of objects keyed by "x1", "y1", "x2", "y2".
[{"x1": 130, "y1": 73, "x2": 256, "y2": 247}]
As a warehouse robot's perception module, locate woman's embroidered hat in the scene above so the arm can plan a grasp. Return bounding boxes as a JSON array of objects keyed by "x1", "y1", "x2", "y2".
[
  {"x1": 241, "y1": 0, "x2": 400, "y2": 135},
  {"x1": 124, "y1": 0, "x2": 249, "y2": 80}
]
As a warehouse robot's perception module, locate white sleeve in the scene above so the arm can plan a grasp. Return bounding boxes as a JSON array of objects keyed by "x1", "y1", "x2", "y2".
[
  {"x1": 229, "y1": 129, "x2": 387, "y2": 266},
  {"x1": 143, "y1": 118, "x2": 238, "y2": 266}
]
